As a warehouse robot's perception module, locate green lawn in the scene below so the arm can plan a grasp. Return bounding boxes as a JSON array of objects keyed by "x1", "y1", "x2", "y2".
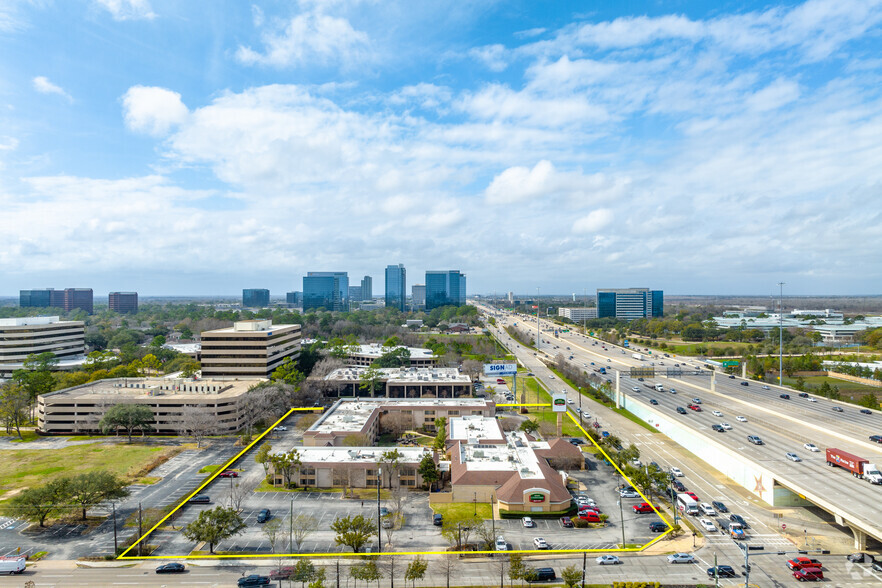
[
  {"x1": 783, "y1": 375, "x2": 881, "y2": 400},
  {"x1": 0, "y1": 444, "x2": 177, "y2": 497},
  {"x1": 430, "y1": 501, "x2": 493, "y2": 520},
  {"x1": 637, "y1": 339, "x2": 756, "y2": 356},
  {"x1": 6, "y1": 430, "x2": 40, "y2": 443},
  {"x1": 198, "y1": 464, "x2": 223, "y2": 474}
]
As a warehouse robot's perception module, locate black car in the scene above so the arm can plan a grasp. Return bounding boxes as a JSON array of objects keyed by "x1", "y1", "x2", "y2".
[
  {"x1": 728, "y1": 375, "x2": 736, "y2": 379},
  {"x1": 833, "y1": 406, "x2": 844, "y2": 412},
  {"x1": 649, "y1": 399, "x2": 659, "y2": 405},
  {"x1": 711, "y1": 424, "x2": 725, "y2": 432},
  {"x1": 649, "y1": 462, "x2": 660, "y2": 471},
  {"x1": 156, "y1": 563, "x2": 186, "y2": 574},
  {"x1": 712, "y1": 500, "x2": 728, "y2": 513},
  {"x1": 707, "y1": 565, "x2": 736, "y2": 578},
  {"x1": 433, "y1": 514, "x2": 443, "y2": 526},
  {"x1": 676, "y1": 407, "x2": 687, "y2": 414},
  {"x1": 870, "y1": 435, "x2": 882, "y2": 444},
  {"x1": 257, "y1": 509, "x2": 271, "y2": 523},
  {"x1": 798, "y1": 393, "x2": 809, "y2": 398},
  {"x1": 847, "y1": 552, "x2": 875, "y2": 563},
  {"x1": 238, "y1": 575, "x2": 271, "y2": 587},
  {"x1": 528, "y1": 567, "x2": 556, "y2": 582},
  {"x1": 779, "y1": 394, "x2": 790, "y2": 400},
  {"x1": 740, "y1": 381, "x2": 749, "y2": 386},
  {"x1": 649, "y1": 521, "x2": 668, "y2": 532},
  {"x1": 729, "y1": 514, "x2": 748, "y2": 528},
  {"x1": 673, "y1": 480, "x2": 686, "y2": 492},
  {"x1": 861, "y1": 409, "x2": 873, "y2": 415},
  {"x1": 188, "y1": 494, "x2": 210, "y2": 504}
]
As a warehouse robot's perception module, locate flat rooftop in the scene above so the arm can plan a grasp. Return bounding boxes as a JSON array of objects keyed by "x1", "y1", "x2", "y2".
[
  {"x1": 0, "y1": 316, "x2": 77, "y2": 327},
  {"x1": 326, "y1": 366, "x2": 471, "y2": 384},
  {"x1": 273, "y1": 445, "x2": 433, "y2": 464},
  {"x1": 203, "y1": 320, "x2": 300, "y2": 335},
  {"x1": 449, "y1": 415, "x2": 504, "y2": 443},
  {"x1": 457, "y1": 430, "x2": 546, "y2": 480},
  {"x1": 39, "y1": 377, "x2": 264, "y2": 402},
  {"x1": 349, "y1": 344, "x2": 435, "y2": 360},
  {"x1": 308, "y1": 397, "x2": 494, "y2": 435}
]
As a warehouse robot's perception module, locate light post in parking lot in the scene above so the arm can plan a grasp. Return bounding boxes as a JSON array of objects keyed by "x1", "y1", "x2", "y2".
[
  {"x1": 617, "y1": 498, "x2": 625, "y2": 547},
  {"x1": 377, "y1": 467, "x2": 382, "y2": 551}
]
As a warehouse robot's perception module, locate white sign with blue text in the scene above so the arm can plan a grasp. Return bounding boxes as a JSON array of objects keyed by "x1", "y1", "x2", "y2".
[{"x1": 483, "y1": 363, "x2": 517, "y2": 376}]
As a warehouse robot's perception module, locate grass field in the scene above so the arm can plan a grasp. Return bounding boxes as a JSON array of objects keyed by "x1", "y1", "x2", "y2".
[
  {"x1": 636, "y1": 339, "x2": 756, "y2": 356},
  {"x1": 0, "y1": 443, "x2": 178, "y2": 498},
  {"x1": 783, "y1": 375, "x2": 881, "y2": 400},
  {"x1": 430, "y1": 501, "x2": 493, "y2": 520}
]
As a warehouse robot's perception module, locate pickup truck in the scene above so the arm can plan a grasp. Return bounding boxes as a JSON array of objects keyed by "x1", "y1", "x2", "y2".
[
  {"x1": 786, "y1": 557, "x2": 822, "y2": 570},
  {"x1": 727, "y1": 522, "x2": 746, "y2": 540}
]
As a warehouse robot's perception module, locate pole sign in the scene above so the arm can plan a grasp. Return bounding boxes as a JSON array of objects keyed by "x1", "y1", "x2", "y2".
[
  {"x1": 552, "y1": 393, "x2": 567, "y2": 412},
  {"x1": 484, "y1": 363, "x2": 517, "y2": 376}
]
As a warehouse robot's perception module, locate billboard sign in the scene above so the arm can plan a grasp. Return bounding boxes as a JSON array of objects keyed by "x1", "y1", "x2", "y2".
[
  {"x1": 484, "y1": 363, "x2": 517, "y2": 376},
  {"x1": 552, "y1": 393, "x2": 567, "y2": 412},
  {"x1": 529, "y1": 492, "x2": 546, "y2": 503}
]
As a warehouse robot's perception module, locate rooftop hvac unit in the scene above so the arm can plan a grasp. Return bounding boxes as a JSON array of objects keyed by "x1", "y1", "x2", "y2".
[{"x1": 492, "y1": 456, "x2": 500, "y2": 461}]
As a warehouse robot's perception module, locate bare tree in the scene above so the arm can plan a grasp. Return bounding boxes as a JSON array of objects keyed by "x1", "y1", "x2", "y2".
[
  {"x1": 223, "y1": 480, "x2": 249, "y2": 512},
  {"x1": 261, "y1": 518, "x2": 284, "y2": 570},
  {"x1": 435, "y1": 554, "x2": 457, "y2": 588},
  {"x1": 499, "y1": 417, "x2": 520, "y2": 432},
  {"x1": 290, "y1": 513, "x2": 319, "y2": 553},
  {"x1": 177, "y1": 405, "x2": 217, "y2": 448},
  {"x1": 538, "y1": 421, "x2": 559, "y2": 439},
  {"x1": 380, "y1": 412, "x2": 412, "y2": 438},
  {"x1": 461, "y1": 360, "x2": 482, "y2": 382},
  {"x1": 391, "y1": 485, "x2": 407, "y2": 518}
]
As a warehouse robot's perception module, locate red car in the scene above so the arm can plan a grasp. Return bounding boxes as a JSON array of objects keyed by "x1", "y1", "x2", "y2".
[
  {"x1": 687, "y1": 404, "x2": 702, "y2": 411},
  {"x1": 578, "y1": 504, "x2": 600, "y2": 513},
  {"x1": 787, "y1": 557, "x2": 822, "y2": 570},
  {"x1": 579, "y1": 512, "x2": 601, "y2": 523},
  {"x1": 684, "y1": 492, "x2": 699, "y2": 501},
  {"x1": 496, "y1": 378, "x2": 506, "y2": 384},
  {"x1": 792, "y1": 567, "x2": 823, "y2": 581},
  {"x1": 559, "y1": 517, "x2": 574, "y2": 528},
  {"x1": 218, "y1": 470, "x2": 239, "y2": 478},
  {"x1": 632, "y1": 503, "x2": 653, "y2": 514}
]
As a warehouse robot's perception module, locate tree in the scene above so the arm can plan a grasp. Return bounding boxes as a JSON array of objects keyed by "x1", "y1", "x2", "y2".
[
  {"x1": 440, "y1": 513, "x2": 481, "y2": 550},
  {"x1": 181, "y1": 506, "x2": 246, "y2": 553},
  {"x1": 350, "y1": 559, "x2": 382, "y2": 587},
  {"x1": 261, "y1": 517, "x2": 283, "y2": 554},
  {"x1": 561, "y1": 564, "x2": 582, "y2": 587},
  {"x1": 100, "y1": 404, "x2": 155, "y2": 442},
  {"x1": 405, "y1": 556, "x2": 428, "y2": 587},
  {"x1": 255, "y1": 442, "x2": 273, "y2": 477},
  {"x1": 0, "y1": 381, "x2": 31, "y2": 439},
  {"x1": 177, "y1": 405, "x2": 216, "y2": 448},
  {"x1": 508, "y1": 553, "x2": 527, "y2": 586},
  {"x1": 271, "y1": 449, "x2": 302, "y2": 487},
  {"x1": 360, "y1": 365, "x2": 385, "y2": 397},
  {"x1": 290, "y1": 514, "x2": 319, "y2": 552},
  {"x1": 379, "y1": 449, "x2": 403, "y2": 488},
  {"x1": 307, "y1": 567, "x2": 327, "y2": 588},
  {"x1": 330, "y1": 514, "x2": 377, "y2": 553},
  {"x1": 272, "y1": 357, "x2": 305, "y2": 386},
  {"x1": 67, "y1": 471, "x2": 129, "y2": 520},
  {"x1": 519, "y1": 419, "x2": 539, "y2": 435},
  {"x1": 374, "y1": 347, "x2": 411, "y2": 368},
  {"x1": 6, "y1": 478, "x2": 71, "y2": 527},
  {"x1": 433, "y1": 416, "x2": 447, "y2": 450},
  {"x1": 418, "y1": 454, "x2": 439, "y2": 490},
  {"x1": 343, "y1": 433, "x2": 371, "y2": 446},
  {"x1": 858, "y1": 393, "x2": 879, "y2": 409},
  {"x1": 292, "y1": 558, "x2": 318, "y2": 587}
]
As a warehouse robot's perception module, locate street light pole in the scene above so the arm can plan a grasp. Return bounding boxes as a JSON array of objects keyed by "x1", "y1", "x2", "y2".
[
  {"x1": 536, "y1": 287, "x2": 540, "y2": 353},
  {"x1": 377, "y1": 467, "x2": 382, "y2": 552},
  {"x1": 617, "y1": 498, "x2": 625, "y2": 547},
  {"x1": 779, "y1": 282, "x2": 785, "y2": 385}
]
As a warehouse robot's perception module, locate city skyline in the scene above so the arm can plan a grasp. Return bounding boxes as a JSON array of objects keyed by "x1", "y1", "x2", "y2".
[{"x1": 2, "y1": 0, "x2": 882, "y2": 296}]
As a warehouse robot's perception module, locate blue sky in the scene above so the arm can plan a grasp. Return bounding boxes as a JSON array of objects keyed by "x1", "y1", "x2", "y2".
[{"x1": 1, "y1": 0, "x2": 881, "y2": 297}]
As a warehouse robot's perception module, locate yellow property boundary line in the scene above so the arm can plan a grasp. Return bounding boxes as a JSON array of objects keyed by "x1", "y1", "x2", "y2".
[{"x1": 118, "y1": 403, "x2": 673, "y2": 560}]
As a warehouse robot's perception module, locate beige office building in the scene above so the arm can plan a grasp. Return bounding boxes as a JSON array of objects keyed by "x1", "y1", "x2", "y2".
[
  {"x1": 37, "y1": 377, "x2": 265, "y2": 435},
  {"x1": 0, "y1": 316, "x2": 85, "y2": 379},
  {"x1": 200, "y1": 320, "x2": 301, "y2": 378}
]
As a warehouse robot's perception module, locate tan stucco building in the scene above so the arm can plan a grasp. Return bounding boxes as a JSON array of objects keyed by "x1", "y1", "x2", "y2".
[{"x1": 200, "y1": 320, "x2": 300, "y2": 378}]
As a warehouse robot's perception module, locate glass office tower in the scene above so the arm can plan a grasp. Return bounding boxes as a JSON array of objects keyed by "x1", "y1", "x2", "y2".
[
  {"x1": 385, "y1": 264, "x2": 406, "y2": 312},
  {"x1": 425, "y1": 270, "x2": 466, "y2": 310}
]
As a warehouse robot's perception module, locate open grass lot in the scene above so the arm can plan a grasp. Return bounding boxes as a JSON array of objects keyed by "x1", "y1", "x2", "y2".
[
  {"x1": 0, "y1": 443, "x2": 178, "y2": 498},
  {"x1": 430, "y1": 501, "x2": 492, "y2": 520},
  {"x1": 636, "y1": 339, "x2": 756, "y2": 356},
  {"x1": 783, "y1": 375, "x2": 881, "y2": 400}
]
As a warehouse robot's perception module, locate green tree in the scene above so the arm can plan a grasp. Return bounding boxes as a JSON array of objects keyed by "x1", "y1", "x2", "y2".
[
  {"x1": 272, "y1": 357, "x2": 305, "y2": 386},
  {"x1": 440, "y1": 513, "x2": 481, "y2": 550},
  {"x1": 857, "y1": 393, "x2": 879, "y2": 409},
  {"x1": 12, "y1": 352, "x2": 58, "y2": 402},
  {"x1": 405, "y1": 555, "x2": 427, "y2": 587},
  {"x1": 99, "y1": 404, "x2": 155, "y2": 442},
  {"x1": 291, "y1": 558, "x2": 317, "y2": 587},
  {"x1": 433, "y1": 416, "x2": 447, "y2": 450},
  {"x1": 307, "y1": 568, "x2": 327, "y2": 588},
  {"x1": 518, "y1": 419, "x2": 539, "y2": 435},
  {"x1": 67, "y1": 471, "x2": 129, "y2": 520},
  {"x1": 330, "y1": 514, "x2": 377, "y2": 553},
  {"x1": 560, "y1": 564, "x2": 582, "y2": 588},
  {"x1": 508, "y1": 553, "x2": 527, "y2": 586},
  {"x1": 350, "y1": 559, "x2": 382, "y2": 587},
  {"x1": 359, "y1": 365, "x2": 385, "y2": 397},
  {"x1": 150, "y1": 335, "x2": 166, "y2": 348},
  {"x1": 181, "y1": 506, "x2": 246, "y2": 553},
  {"x1": 379, "y1": 449, "x2": 403, "y2": 488},
  {"x1": 373, "y1": 347, "x2": 411, "y2": 368},
  {"x1": 417, "y1": 454, "x2": 439, "y2": 490},
  {"x1": 271, "y1": 449, "x2": 302, "y2": 487},
  {"x1": 178, "y1": 325, "x2": 193, "y2": 340},
  {"x1": 6, "y1": 478, "x2": 71, "y2": 527},
  {"x1": 0, "y1": 381, "x2": 31, "y2": 439},
  {"x1": 383, "y1": 336, "x2": 401, "y2": 347},
  {"x1": 254, "y1": 442, "x2": 273, "y2": 477}
]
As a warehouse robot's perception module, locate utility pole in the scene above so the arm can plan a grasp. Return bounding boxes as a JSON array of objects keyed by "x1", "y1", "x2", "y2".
[
  {"x1": 618, "y1": 498, "x2": 625, "y2": 547},
  {"x1": 714, "y1": 552, "x2": 719, "y2": 588},
  {"x1": 536, "y1": 287, "x2": 540, "y2": 353},
  {"x1": 779, "y1": 282, "x2": 785, "y2": 386},
  {"x1": 289, "y1": 498, "x2": 294, "y2": 553},
  {"x1": 112, "y1": 502, "x2": 118, "y2": 555},
  {"x1": 377, "y1": 467, "x2": 382, "y2": 552},
  {"x1": 580, "y1": 551, "x2": 587, "y2": 588},
  {"x1": 137, "y1": 502, "x2": 143, "y2": 557}
]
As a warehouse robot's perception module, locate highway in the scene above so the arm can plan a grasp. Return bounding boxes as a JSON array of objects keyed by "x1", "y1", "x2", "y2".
[{"x1": 485, "y1": 306, "x2": 882, "y2": 550}]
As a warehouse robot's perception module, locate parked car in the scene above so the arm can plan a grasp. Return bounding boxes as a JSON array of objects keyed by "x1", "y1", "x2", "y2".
[
  {"x1": 532, "y1": 537, "x2": 549, "y2": 550},
  {"x1": 649, "y1": 521, "x2": 668, "y2": 532},
  {"x1": 632, "y1": 503, "x2": 653, "y2": 513},
  {"x1": 156, "y1": 563, "x2": 186, "y2": 574},
  {"x1": 495, "y1": 536, "x2": 507, "y2": 551},
  {"x1": 275, "y1": 426, "x2": 287, "y2": 432},
  {"x1": 238, "y1": 575, "x2": 271, "y2": 587},
  {"x1": 188, "y1": 495, "x2": 210, "y2": 504},
  {"x1": 257, "y1": 509, "x2": 272, "y2": 523},
  {"x1": 522, "y1": 517, "x2": 535, "y2": 528},
  {"x1": 706, "y1": 565, "x2": 736, "y2": 578},
  {"x1": 559, "y1": 517, "x2": 574, "y2": 528},
  {"x1": 670, "y1": 467, "x2": 684, "y2": 477},
  {"x1": 579, "y1": 512, "x2": 601, "y2": 523},
  {"x1": 269, "y1": 567, "x2": 295, "y2": 581},
  {"x1": 530, "y1": 568, "x2": 556, "y2": 581},
  {"x1": 433, "y1": 514, "x2": 443, "y2": 526},
  {"x1": 672, "y1": 480, "x2": 686, "y2": 492},
  {"x1": 596, "y1": 555, "x2": 621, "y2": 565},
  {"x1": 619, "y1": 489, "x2": 639, "y2": 498},
  {"x1": 668, "y1": 553, "x2": 696, "y2": 564},
  {"x1": 218, "y1": 471, "x2": 238, "y2": 478}
]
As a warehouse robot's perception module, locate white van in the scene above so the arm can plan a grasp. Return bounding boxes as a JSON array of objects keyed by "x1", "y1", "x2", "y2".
[{"x1": 0, "y1": 556, "x2": 25, "y2": 574}]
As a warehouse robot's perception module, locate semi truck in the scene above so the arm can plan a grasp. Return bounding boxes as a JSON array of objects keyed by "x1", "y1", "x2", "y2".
[
  {"x1": 825, "y1": 448, "x2": 881, "y2": 481},
  {"x1": 632, "y1": 353, "x2": 643, "y2": 361}
]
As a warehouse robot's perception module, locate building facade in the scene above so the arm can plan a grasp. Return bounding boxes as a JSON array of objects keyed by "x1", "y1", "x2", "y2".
[
  {"x1": 303, "y1": 272, "x2": 348, "y2": 311},
  {"x1": 108, "y1": 292, "x2": 139, "y2": 313},
  {"x1": 343, "y1": 344, "x2": 437, "y2": 368},
  {"x1": 63, "y1": 288, "x2": 93, "y2": 314},
  {"x1": 425, "y1": 270, "x2": 467, "y2": 310},
  {"x1": 411, "y1": 284, "x2": 426, "y2": 311},
  {"x1": 385, "y1": 264, "x2": 407, "y2": 312},
  {"x1": 0, "y1": 316, "x2": 85, "y2": 379},
  {"x1": 558, "y1": 307, "x2": 597, "y2": 322},
  {"x1": 348, "y1": 286, "x2": 363, "y2": 302},
  {"x1": 596, "y1": 288, "x2": 663, "y2": 320},
  {"x1": 20, "y1": 289, "x2": 65, "y2": 308},
  {"x1": 200, "y1": 320, "x2": 301, "y2": 378},
  {"x1": 323, "y1": 367, "x2": 473, "y2": 399},
  {"x1": 37, "y1": 377, "x2": 266, "y2": 435},
  {"x1": 286, "y1": 291, "x2": 300, "y2": 306},
  {"x1": 361, "y1": 275, "x2": 373, "y2": 300},
  {"x1": 242, "y1": 289, "x2": 270, "y2": 308}
]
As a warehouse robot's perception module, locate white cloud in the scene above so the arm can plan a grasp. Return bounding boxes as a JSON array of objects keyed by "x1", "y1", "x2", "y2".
[
  {"x1": 93, "y1": 0, "x2": 156, "y2": 21},
  {"x1": 122, "y1": 86, "x2": 189, "y2": 136},
  {"x1": 0, "y1": 136, "x2": 18, "y2": 150},
  {"x1": 469, "y1": 44, "x2": 508, "y2": 71},
  {"x1": 388, "y1": 83, "x2": 452, "y2": 110},
  {"x1": 32, "y1": 76, "x2": 73, "y2": 102},
  {"x1": 485, "y1": 160, "x2": 557, "y2": 204},
  {"x1": 746, "y1": 78, "x2": 800, "y2": 111},
  {"x1": 237, "y1": 11, "x2": 371, "y2": 68},
  {"x1": 572, "y1": 209, "x2": 613, "y2": 233}
]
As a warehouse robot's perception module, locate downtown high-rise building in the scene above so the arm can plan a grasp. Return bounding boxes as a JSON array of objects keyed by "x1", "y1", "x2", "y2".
[
  {"x1": 385, "y1": 264, "x2": 406, "y2": 312},
  {"x1": 108, "y1": 292, "x2": 139, "y2": 313},
  {"x1": 242, "y1": 289, "x2": 270, "y2": 308},
  {"x1": 361, "y1": 275, "x2": 373, "y2": 300},
  {"x1": 596, "y1": 288, "x2": 664, "y2": 319},
  {"x1": 20, "y1": 288, "x2": 93, "y2": 314},
  {"x1": 425, "y1": 270, "x2": 466, "y2": 310},
  {"x1": 303, "y1": 272, "x2": 349, "y2": 311},
  {"x1": 411, "y1": 284, "x2": 426, "y2": 311}
]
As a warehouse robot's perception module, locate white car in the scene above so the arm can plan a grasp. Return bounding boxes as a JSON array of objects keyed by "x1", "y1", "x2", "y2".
[
  {"x1": 699, "y1": 503, "x2": 716, "y2": 516},
  {"x1": 275, "y1": 426, "x2": 288, "y2": 431},
  {"x1": 619, "y1": 489, "x2": 639, "y2": 498},
  {"x1": 632, "y1": 459, "x2": 642, "y2": 468},
  {"x1": 720, "y1": 422, "x2": 732, "y2": 430},
  {"x1": 804, "y1": 443, "x2": 820, "y2": 452},
  {"x1": 532, "y1": 537, "x2": 549, "y2": 550},
  {"x1": 667, "y1": 553, "x2": 696, "y2": 564},
  {"x1": 596, "y1": 555, "x2": 621, "y2": 565},
  {"x1": 495, "y1": 536, "x2": 507, "y2": 551},
  {"x1": 699, "y1": 518, "x2": 716, "y2": 532},
  {"x1": 785, "y1": 452, "x2": 802, "y2": 462},
  {"x1": 549, "y1": 375, "x2": 555, "y2": 379},
  {"x1": 712, "y1": 410, "x2": 723, "y2": 417},
  {"x1": 762, "y1": 385, "x2": 770, "y2": 390},
  {"x1": 576, "y1": 496, "x2": 596, "y2": 507},
  {"x1": 632, "y1": 386, "x2": 640, "y2": 392},
  {"x1": 736, "y1": 416, "x2": 748, "y2": 422},
  {"x1": 670, "y1": 467, "x2": 684, "y2": 477},
  {"x1": 567, "y1": 399, "x2": 574, "y2": 404},
  {"x1": 522, "y1": 517, "x2": 535, "y2": 528},
  {"x1": 807, "y1": 397, "x2": 817, "y2": 402}
]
